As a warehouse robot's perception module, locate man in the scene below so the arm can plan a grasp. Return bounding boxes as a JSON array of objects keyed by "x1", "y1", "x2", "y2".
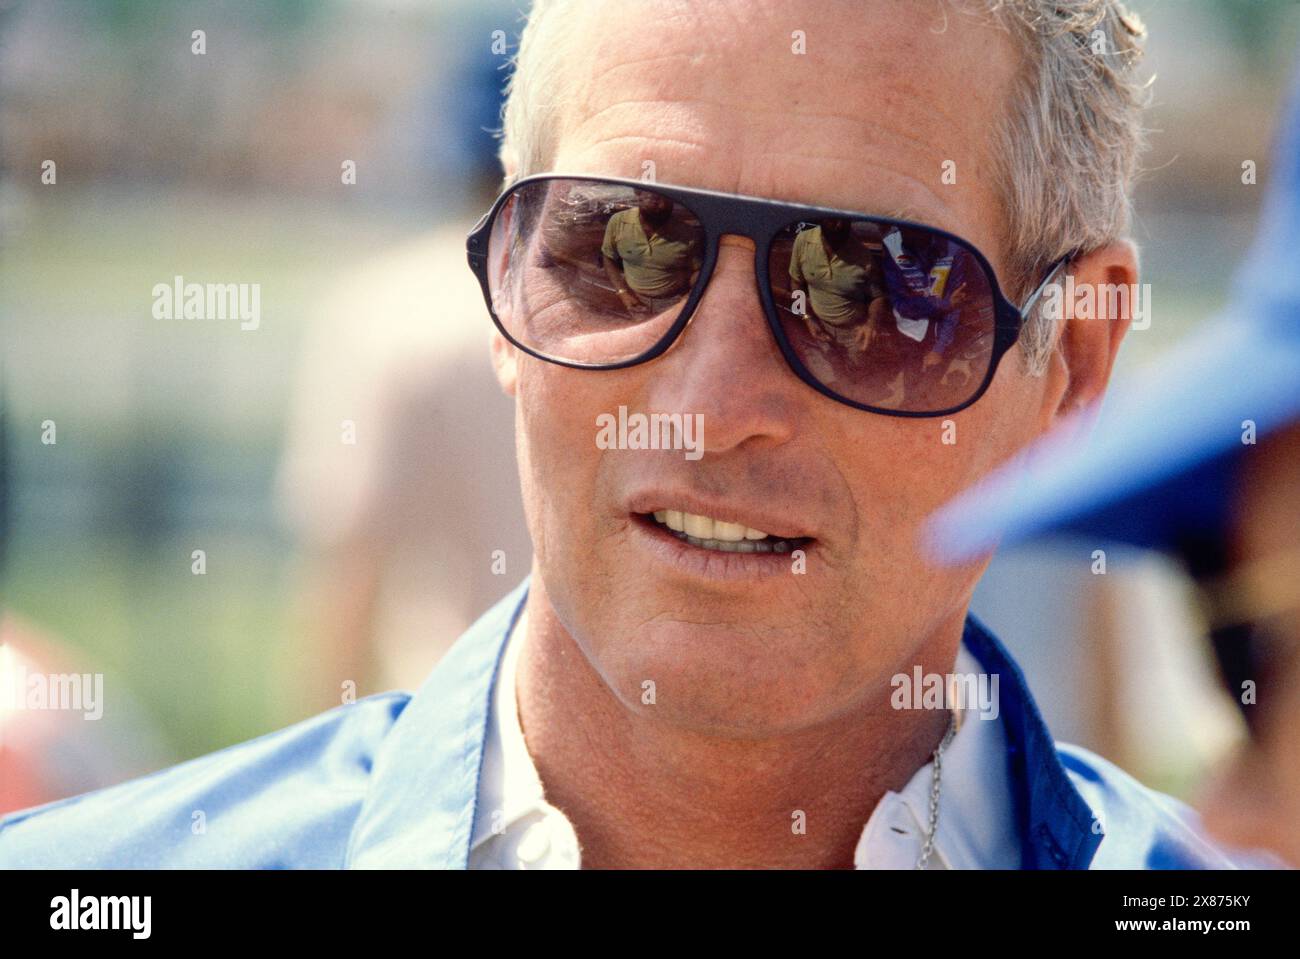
[
  {"x1": 0, "y1": 0, "x2": 1240, "y2": 869},
  {"x1": 787, "y1": 219, "x2": 883, "y2": 353},
  {"x1": 601, "y1": 188, "x2": 703, "y2": 313},
  {"x1": 927, "y1": 61, "x2": 1300, "y2": 866}
]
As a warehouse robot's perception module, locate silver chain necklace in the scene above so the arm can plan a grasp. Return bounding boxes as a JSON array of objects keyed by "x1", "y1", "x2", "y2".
[{"x1": 914, "y1": 708, "x2": 959, "y2": 870}]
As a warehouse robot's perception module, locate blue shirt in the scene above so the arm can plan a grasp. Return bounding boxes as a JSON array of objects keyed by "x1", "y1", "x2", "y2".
[{"x1": 0, "y1": 578, "x2": 1244, "y2": 869}]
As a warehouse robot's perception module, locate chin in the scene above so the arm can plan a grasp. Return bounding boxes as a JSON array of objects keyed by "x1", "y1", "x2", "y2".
[{"x1": 593, "y1": 617, "x2": 855, "y2": 737}]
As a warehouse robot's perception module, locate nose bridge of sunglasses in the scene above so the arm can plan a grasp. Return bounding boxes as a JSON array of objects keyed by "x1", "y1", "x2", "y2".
[
  {"x1": 692, "y1": 235, "x2": 768, "y2": 305},
  {"x1": 718, "y1": 233, "x2": 758, "y2": 251}
]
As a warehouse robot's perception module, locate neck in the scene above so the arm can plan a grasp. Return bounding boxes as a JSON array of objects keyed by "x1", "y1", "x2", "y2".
[{"x1": 514, "y1": 576, "x2": 964, "y2": 869}]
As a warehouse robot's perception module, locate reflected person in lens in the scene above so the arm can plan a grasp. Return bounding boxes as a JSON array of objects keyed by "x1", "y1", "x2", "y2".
[
  {"x1": 600, "y1": 188, "x2": 703, "y2": 314},
  {"x1": 787, "y1": 219, "x2": 888, "y2": 357}
]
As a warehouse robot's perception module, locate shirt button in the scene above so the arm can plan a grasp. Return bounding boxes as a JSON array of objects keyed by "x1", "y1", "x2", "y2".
[{"x1": 516, "y1": 820, "x2": 552, "y2": 865}]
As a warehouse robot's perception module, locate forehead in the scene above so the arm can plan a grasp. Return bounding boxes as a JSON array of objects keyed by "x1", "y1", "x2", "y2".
[{"x1": 551, "y1": 0, "x2": 1019, "y2": 257}]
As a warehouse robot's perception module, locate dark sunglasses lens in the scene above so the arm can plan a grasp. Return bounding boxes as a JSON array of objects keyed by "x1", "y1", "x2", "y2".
[
  {"x1": 768, "y1": 219, "x2": 998, "y2": 413},
  {"x1": 487, "y1": 179, "x2": 705, "y2": 365}
]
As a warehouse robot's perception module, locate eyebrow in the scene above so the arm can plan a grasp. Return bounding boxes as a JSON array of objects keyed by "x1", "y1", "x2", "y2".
[
  {"x1": 774, "y1": 189, "x2": 950, "y2": 229},
  {"x1": 880, "y1": 205, "x2": 926, "y2": 222},
  {"x1": 870, "y1": 202, "x2": 948, "y2": 227}
]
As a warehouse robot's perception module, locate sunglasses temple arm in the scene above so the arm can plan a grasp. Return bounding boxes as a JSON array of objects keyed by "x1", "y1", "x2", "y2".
[{"x1": 1017, "y1": 254, "x2": 1072, "y2": 322}]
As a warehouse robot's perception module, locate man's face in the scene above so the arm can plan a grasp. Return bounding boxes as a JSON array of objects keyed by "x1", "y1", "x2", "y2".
[
  {"x1": 501, "y1": 0, "x2": 1062, "y2": 733},
  {"x1": 634, "y1": 189, "x2": 674, "y2": 225},
  {"x1": 819, "y1": 217, "x2": 851, "y2": 248}
]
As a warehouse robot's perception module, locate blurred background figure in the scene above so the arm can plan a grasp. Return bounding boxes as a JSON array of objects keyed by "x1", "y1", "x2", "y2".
[
  {"x1": 273, "y1": 0, "x2": 531, "y2": 708},
  {"x1": 1, "y1": 0, "x2": 1297, "y2": 806},
  {"x1": 930, "y1": 58, "x2": 1300, "y2": 865},
  {"x1": 276, "y1": 223, "x2": 530, "y2": 709}
]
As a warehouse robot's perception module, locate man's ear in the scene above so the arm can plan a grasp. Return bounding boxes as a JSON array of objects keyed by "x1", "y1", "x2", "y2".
[
  {"x1": 487, "y1": 149, "x2": 519, "y2": 398},
  {"x1": 1040, "y1": 239, "x2": 1139, "y2": 429},
  {"x1": 491, "y1": 330, "x2": 519, "y2": 397}
]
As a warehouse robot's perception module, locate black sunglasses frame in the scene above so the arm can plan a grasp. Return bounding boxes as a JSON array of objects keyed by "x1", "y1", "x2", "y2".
[{"x1": 467, "y1": 173, "x2": 1070, "y2": 418}]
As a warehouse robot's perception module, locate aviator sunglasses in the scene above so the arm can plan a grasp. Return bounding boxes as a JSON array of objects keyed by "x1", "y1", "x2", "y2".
[{"x1": 467, "y1": 174, "x2": 1071, "y2": 417}]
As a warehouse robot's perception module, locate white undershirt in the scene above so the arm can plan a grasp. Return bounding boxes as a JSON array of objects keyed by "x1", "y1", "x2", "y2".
[{"x1": 469, "y1": 611, "x2": 1019, "y2": 869}]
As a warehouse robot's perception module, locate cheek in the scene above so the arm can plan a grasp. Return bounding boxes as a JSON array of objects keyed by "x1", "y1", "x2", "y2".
[
  {"x1": 822, "y1": 367, "x2": 1042, "y2": 605},
  {"x1": 937, "y1": 358, "x2": 1051, "y2": 494},
  {"x1": 519, "y1": 360, "x2": 585, "y2": 456},
  {"x1": 526, "y1": 359, "x2": 593, "y2": 431},
  {"x1": 838, "y1": 393, "x2": 1036, "y2": 540},
  {"x1": 516, "y1": 359, "x2": 628, "y2": 556}
]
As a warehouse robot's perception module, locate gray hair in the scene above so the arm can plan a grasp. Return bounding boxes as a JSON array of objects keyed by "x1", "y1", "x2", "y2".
[{"x1": 497, "y1": 0, "x2": 1150, "y2": 374}]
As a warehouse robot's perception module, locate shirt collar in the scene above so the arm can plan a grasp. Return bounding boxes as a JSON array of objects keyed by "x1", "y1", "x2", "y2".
[
  {"x1": 470, "y1": 607, "x2": 541, "y2": 844},
  {"x1": 856, "y1": 642, "x2": 1021, "y2": 870},
  {"x1": 466, "y1": 608, "x2": 582, "y2": 868},
  {"x1": 960, "y1": 611, "x2": 1104, "y2": 868},
  {"x1": 345, "y1": 577, "x2": 1102, "y2": 869},
  {"x1": 345, "y1": 578, "x2": 528, "y2": 868}
]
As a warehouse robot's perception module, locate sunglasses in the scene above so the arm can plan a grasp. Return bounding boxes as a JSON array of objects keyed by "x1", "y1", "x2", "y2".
[{"x1": 466, "y1": 174, "x2": 1070, "y2": 417}]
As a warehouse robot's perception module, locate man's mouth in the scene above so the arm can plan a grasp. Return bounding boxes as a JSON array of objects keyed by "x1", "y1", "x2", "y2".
[{"x1": 639, "y1": 510, "x2": 813, "y2": 554}]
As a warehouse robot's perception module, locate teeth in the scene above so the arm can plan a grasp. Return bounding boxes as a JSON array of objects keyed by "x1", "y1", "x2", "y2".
[
  {"x1": 684, "y1": 534, "x2": 772, "y2": 553},
  {"x1": 683, "y1": 513, "x2": 714, "y2": 539},
  {"x1": 712, "y1": 521, "x2": 746, "y2": 542},
  {"x1": 650, "y1": 510, "x2": 787, "y2": 548}
]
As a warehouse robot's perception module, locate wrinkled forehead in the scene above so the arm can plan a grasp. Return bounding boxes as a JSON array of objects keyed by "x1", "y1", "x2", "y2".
[{"x1": 549, "y1": 0, "x2": 1020, "y2": 249}]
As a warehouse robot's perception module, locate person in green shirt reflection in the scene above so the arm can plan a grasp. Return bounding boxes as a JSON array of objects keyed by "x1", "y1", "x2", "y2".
[
  {"x1": 788, "y1": 219, "x2": 886, "y2": 354},
  {"x1": 600, "y1": 190, "x2": 703, "y2": 314}
]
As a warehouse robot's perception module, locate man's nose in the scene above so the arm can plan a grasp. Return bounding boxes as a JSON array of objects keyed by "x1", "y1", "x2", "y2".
[{"x1": 643, "y1": 237, "x2": 803, "y2": 454}]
